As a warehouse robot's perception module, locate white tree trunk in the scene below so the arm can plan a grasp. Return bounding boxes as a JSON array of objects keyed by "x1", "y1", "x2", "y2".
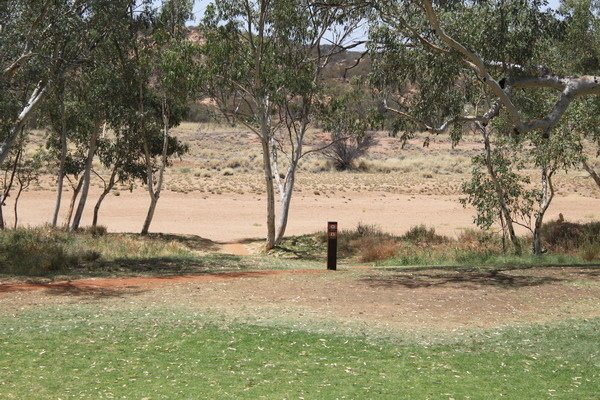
[
  {"x1": 582, "y1": 160, "x2": 600, "y2": 189},
  {"x1": 261, "y1": 138, "x2": 276, "y2": 250},
  {"x1": 0, "y1": 82, "x2": 46, "y2": 165},
  {"x1": 141, "y1": 101, "x2": 169, "y2": 235},
  {"x1": 70, "y1": 126, "x2": 100, "y2": 231},
  {"x1": 274, "y1": 167, "x2": 296, "y2": 244},
  {"x1": 52, "y1": 85, "x2": 67, "y2": 227},
  {"x1": 259, "y1": 99, "x2": 276, "y2": 250}
]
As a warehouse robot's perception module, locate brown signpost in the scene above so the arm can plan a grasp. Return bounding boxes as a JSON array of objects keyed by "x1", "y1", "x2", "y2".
[{"x1": 327, "y1": 221, "x2": 337, "y2": 270}]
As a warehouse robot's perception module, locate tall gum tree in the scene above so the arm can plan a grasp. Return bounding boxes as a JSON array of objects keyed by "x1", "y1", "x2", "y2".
[
  {"x1": 0, "y1": 0, "x2": 132, "y2": 166},
  {"x1": 201, "y1": 0, "x2": 362, "y2": 249},
  {"x1": 369, "y1": 0, "x2": 600, "y2": 254},
  {"x1": 138, "y1": 0, "x2": 197, "y2": 235}
]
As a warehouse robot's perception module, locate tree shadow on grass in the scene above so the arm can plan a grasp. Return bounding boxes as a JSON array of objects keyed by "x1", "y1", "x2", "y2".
[
  {"x1": 0, "y1": 281, "x2": 148, "y2": 299},
  {"x1": 360, "y1": 268, "x2": 571, "y2": 290},
  {"x1": 0, "y1": 254, "x2": 255, "y2": 283},
  {"x1": 87, "y1": 253, "x2": 254, "y2": 277}
]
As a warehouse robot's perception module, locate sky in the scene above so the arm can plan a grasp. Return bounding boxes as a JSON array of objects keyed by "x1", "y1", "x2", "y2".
[
  {"x1": 191, "y1": 0, "x2": 210, "y2": 22},
  {"x1": 183, "y1": 0, "x2": 563, "y2": 52},
  {"x1": 187, "y1": 0, "x2": 563, "y2": 23},
  {"x1": 189, "y1": 0, "x2": 562, "y2": 18}
]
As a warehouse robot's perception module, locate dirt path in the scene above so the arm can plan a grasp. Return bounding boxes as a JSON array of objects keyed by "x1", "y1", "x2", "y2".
[
  {"x1": 1, "y1": 266, "x2": 598, "y2": 333},
  {"x1": 219, "y1": 242, "x2": 251, "y2": 255},
  {"x1": 0, "y1": 269, "x2": 322, "y2": 294}
]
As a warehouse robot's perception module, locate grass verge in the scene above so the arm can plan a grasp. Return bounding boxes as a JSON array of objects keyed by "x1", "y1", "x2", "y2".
[
  {"x1": 0, "y1": 227, "x2": 319, "y2": 279},
  {"x1": 276, "y1": 222, "x2": 600, "y2": 267}
]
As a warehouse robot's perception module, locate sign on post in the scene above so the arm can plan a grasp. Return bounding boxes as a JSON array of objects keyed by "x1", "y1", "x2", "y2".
[{"x1": 327, "y1": 221, "x2": 337, "y2": 270}]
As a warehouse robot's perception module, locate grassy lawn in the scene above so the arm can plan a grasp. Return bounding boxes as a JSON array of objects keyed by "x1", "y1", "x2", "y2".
[{"x1": 0, "y1": 308, "x2": 598, "y2": 399}]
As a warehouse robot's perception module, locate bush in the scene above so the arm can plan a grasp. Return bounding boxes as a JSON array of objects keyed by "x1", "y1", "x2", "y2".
[
  {"x1": 356, "y1": 223, "x2": 384, "y2": 237},
  {"x1": 0, "y1": 228, "x2": 78, "y2": 275},
  {"x1": 580, "y1": 241, "x2": 600, "y2": 262},
  {"x1": 82, "y1": 225, "x2": 107, "y2": 237},
  {"x1": 457, "y1": 229, "x2": 503, "y2": 252},
  {"x1": 542, "y1": 219, "x2": 600, "y2": 251},
  {"x1": 184, "y1": 102, "x2": 217, "y2": 123},
  {"x1": 315, "y1": 223, "x2": 396, "y2": 259},
  {"x1": 401, "y1": 225, "x2": 449, "y2": 244},
  {"x1": 357, "y1": 239, "x2": 398, "y2": 262}
]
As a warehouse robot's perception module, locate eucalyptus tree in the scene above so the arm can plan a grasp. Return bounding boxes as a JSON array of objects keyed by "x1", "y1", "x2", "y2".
[
  {"x1": 44, "y1": 69, "x2": 106, "y2": 230},
  {"x1": 12, "y1": 147, "x2": 46, "y2": 228},
  {"x1": 201, "y1": 0, "x2": 361, "y2": 249},
  {"x1": 369, "y1": 0, "x2": 599, "y2": 253},
  {"x1": 318, "y1": 82, "x2": 380, "y2": 170},
  {"x1": 0, "y1": 0, "x2": 130, "y2": 166},
  {"x1": 91, "y1": 128, "x2": 147, "y2": 228},
  {"x1": 135, "y1": 0, "x2": 197, "y2": 235},
  {"x1": 0, "y1": 132, "x2": 47, "y2": 229}
]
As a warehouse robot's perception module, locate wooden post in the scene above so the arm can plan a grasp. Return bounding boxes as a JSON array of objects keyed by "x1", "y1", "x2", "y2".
[{"x1": 327, "y1": 221, "x2": 337, "y2": 270}]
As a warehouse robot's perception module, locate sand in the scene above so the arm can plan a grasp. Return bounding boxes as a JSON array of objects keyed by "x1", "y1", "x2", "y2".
[{"x1": 10, "y1": 188, "x2": 600, "y2": 242}]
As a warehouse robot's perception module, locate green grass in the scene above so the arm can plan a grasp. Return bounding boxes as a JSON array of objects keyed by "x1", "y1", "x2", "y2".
[
  {"x1": 0, "y1": 308, "x2": 598, "y2": 399},
  {"x1": 379, "y1": 249, "x2": 592, "y2": 268}
]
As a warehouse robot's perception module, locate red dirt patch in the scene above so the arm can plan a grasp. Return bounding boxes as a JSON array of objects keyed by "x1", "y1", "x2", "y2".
[{"x1": 0, "y1": 269, "x2": 325, "y2": 294}]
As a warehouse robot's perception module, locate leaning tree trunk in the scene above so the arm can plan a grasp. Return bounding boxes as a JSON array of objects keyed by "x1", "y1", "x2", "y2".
[
  {"x1": 0, "y1": 82, "x2": 46, "y2": 165},
  {"x1": 52, "y1": 85, "x2": 68, "y2": 227},
  {"x1": 141, "y1": 101, "x2": 169, "y2": 235},
  {"x1": 13, "y1": 180, "x2": 28, "y2": 229},
  {"x1": 479, "y1": 123, "x2": 522, "y2": 255},
  {"x1": 71, "y1": 127, "x2": 100, "y2": 231},
  {"x1": 141, "y1": 190, "x2": 159, "y2": 235},
  {"x1": 92, "y1": 167, "x2": 118, "y2": 228},
  {"x1": 532, "y1": 166, "x2": 555, "y2": 256},
  {"x1": 582, "y1": 160, "x2": 600, "y2": 189},
  {"x1": 64, "y1": 175, "x2": 84, "y2": 227}
]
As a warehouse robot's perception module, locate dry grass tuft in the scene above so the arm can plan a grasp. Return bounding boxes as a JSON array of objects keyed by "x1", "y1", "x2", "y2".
[{"x1": 357, "y1": 238, "x2": 399, "y2": 262}]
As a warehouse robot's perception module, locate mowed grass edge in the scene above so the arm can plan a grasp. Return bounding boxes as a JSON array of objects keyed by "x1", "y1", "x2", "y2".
[{"x1": 0, "y1": 308, "x2": 598, "y2": 399}]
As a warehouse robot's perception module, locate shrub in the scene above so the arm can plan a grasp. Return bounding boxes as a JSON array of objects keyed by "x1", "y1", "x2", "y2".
[
  {"x1": 83, "y1": 225, "x2": 108, "y2": 237},
  {"x1": 222, "y1": 168, "x2": 235, "y2": 176},
  {"x1": 357, "y1": 239, "x2": 398, "y2": 262},
  {"x1": 356, "y1": 223, "x2": 384, "y2": 237},
  {"x1": 314, "y1": 223, "x2": 396, "y2": 259},
  {"x1": 580, "y1": 241, "x2": 600, "y2": 262},
  {"x1": 457, "y1": 229, "x2": 503, "y2": 252},
  {"x1": 401, "y1": 225, "x2": 449, "y2": 244},
  {"x1": 542, "y1": 219, "x2": 600, "y2": 251},
  {"x1": 0, "y1": 228, "x2": 78, "y2": 275}
]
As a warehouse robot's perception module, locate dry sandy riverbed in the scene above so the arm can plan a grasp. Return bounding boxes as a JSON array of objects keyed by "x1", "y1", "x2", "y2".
[{"x1": 10, "y1": 189, "x2": 600, "y2": 242}]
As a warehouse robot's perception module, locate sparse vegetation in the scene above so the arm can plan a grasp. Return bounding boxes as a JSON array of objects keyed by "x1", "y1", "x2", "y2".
[{"x1": 278, "y1": 222, "x2": 599, "y2": 267}]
